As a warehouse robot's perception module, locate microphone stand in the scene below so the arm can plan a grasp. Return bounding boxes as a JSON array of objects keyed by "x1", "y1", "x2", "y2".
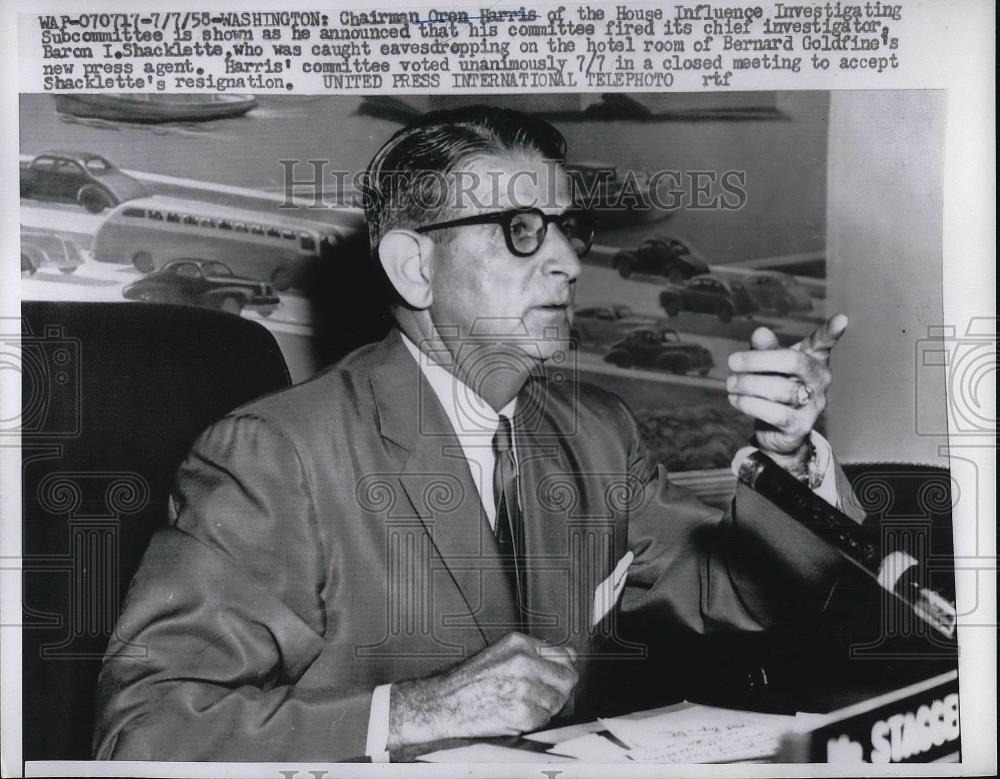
[{"x1": 733, "y1": 448, "x2": 957, "y2": 639}]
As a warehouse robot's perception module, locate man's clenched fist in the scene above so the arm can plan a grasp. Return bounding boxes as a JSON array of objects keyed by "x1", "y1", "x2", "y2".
[{"x1": 387, "y1": 632, "x2": 579, "y2": 749}]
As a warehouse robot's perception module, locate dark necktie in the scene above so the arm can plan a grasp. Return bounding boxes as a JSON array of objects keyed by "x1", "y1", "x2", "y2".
[{"x1": 492, "y1": 415, "x2": 525, "y2": 627}]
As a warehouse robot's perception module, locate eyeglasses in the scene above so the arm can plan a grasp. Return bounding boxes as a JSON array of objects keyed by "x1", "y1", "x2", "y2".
[{"x1": 415, "y1": 207, "x2": 596, "y2": 258}]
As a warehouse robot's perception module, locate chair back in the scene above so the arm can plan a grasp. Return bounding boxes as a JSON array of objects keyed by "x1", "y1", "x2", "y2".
[{"x1": 20, "y1": 301, "x2": 292, "y2": 760}]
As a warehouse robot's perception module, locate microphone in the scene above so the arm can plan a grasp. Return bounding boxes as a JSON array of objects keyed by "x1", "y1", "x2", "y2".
[{"x1": 733, "y1": 448, "x2": 957, "y2": 639}]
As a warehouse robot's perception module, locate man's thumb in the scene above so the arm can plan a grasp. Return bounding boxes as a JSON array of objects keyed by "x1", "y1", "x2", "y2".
[{"x1": 750, "y1": 326, "x2": 780, "y2": 351}]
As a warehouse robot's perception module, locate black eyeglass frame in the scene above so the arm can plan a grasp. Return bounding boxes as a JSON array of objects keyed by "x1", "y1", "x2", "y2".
[{"x1": 414, "y1": 207, "x2": 596, "y2": 258}]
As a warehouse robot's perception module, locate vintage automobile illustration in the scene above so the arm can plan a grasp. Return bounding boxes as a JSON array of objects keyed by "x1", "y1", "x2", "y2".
[
  {"x1": 570, "y1": 302, "x2": 670, "y2": 348},
  {"x1": 20, "y1": 227, "x2": 85, "y2": 277},
  {"x1": 92, "y1": 196, "x2": 364, "y2": 291},
  {"x1": 741, "y1": 270, "x2": 815, "y2": 315},
  {"x1": 611, "y1": 235, "x2": 711, "y2": 281},
  {"x1": 121, "y1": 259, "x2": 281, "y2": 316},
  {"x1": 659, "y1": 275, "x2": 758, "y2": 323},
  {"x1": 603, "y1": 327, "x2": 715, "y2": 375},
  {"x1": 20, "y1": 150, "x2": 150, "y2": 213}
]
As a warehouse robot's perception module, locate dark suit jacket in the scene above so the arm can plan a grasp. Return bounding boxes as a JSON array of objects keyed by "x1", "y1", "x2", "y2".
[{"x1": 94, "y1": 331, "x2": 863, "y2": 761}]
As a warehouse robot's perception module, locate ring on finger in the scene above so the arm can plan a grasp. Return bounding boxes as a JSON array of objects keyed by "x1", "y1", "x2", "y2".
[{"x1": 793, "y1": 381, "x2": 814, "y2": 408}]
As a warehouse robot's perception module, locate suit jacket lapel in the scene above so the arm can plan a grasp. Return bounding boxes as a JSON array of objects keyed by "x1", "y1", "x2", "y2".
[
  {"x1": 369, "y1": 333, "x2": 519, "y2": 647},
  {"x1": 517, "y1": 419, "x2": 573, "y2": 642},
  {"x1": 517, "y1": 377, "x2": 588, "y2": 647},
  {"x1": 516, "y1": 375, "x2": 621, "y2": 651}
]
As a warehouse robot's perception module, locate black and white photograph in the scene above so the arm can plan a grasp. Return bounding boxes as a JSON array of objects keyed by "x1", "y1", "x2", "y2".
[{"x1": 2, "y1": 2, "x2": 995, "y2": 776}]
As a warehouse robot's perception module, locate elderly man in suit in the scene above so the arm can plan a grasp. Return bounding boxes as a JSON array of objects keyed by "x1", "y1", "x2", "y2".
[{"x1": 94, "y1": 107, "x2": 862, "y2": 762}]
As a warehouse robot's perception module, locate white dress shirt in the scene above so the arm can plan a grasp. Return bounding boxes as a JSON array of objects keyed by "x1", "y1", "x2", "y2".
[{"x1": 400, "y1": 332, "x2": 518, "y2": 529}]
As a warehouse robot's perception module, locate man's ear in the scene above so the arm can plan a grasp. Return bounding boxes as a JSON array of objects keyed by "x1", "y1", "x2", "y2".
[{"x1": 378, "y1": 230, "x2": 433, "y2": 309}]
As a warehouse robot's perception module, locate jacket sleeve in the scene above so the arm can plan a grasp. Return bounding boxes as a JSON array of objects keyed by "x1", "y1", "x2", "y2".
[
  {"x1": 615, "y1": 399, "x2": 864, "y2": 633},
  {"x1": 93, "y1": 414, "x2": 373, "y2": 762}
]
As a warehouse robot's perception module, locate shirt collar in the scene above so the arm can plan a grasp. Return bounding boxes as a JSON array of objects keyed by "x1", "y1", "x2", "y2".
[{"x1": 400, "y1": 331, "x2": 518, "y2": 441}]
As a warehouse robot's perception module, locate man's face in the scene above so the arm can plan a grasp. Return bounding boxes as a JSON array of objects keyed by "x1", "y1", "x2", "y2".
[{"x1": 424, "y1": 153, "x2": 582, "y2": 367}]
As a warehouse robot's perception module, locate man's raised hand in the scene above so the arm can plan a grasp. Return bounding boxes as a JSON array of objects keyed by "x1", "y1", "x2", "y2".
[{"x1": 727, "y1": 314, "x2": 848, "y2": 455}]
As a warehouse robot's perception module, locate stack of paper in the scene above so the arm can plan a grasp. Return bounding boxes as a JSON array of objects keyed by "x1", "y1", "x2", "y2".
[
  {"x1": 540, "y1": 702, "x2": 822, "y2": 763},
  {"x1": 418, "y1": 703, "x2": 823, "y2": 763},
  {"x1": 545, "y1": 732, "x2": 632, "y2": 762}
]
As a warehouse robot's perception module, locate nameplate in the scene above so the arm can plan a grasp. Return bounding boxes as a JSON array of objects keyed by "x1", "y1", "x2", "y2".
[{"x1": 778, "y1": 670, "x2": 960, "y2": 763}]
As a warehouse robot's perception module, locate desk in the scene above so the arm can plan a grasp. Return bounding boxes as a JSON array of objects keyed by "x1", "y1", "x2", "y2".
[{"x1": 387, "y1": 666, "x2": 960, "y2": 764}]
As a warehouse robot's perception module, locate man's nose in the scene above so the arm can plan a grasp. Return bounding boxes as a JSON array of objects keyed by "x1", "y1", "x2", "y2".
[{"x1": 541, "y1": 225, "x2": 583, "y2": 281}]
